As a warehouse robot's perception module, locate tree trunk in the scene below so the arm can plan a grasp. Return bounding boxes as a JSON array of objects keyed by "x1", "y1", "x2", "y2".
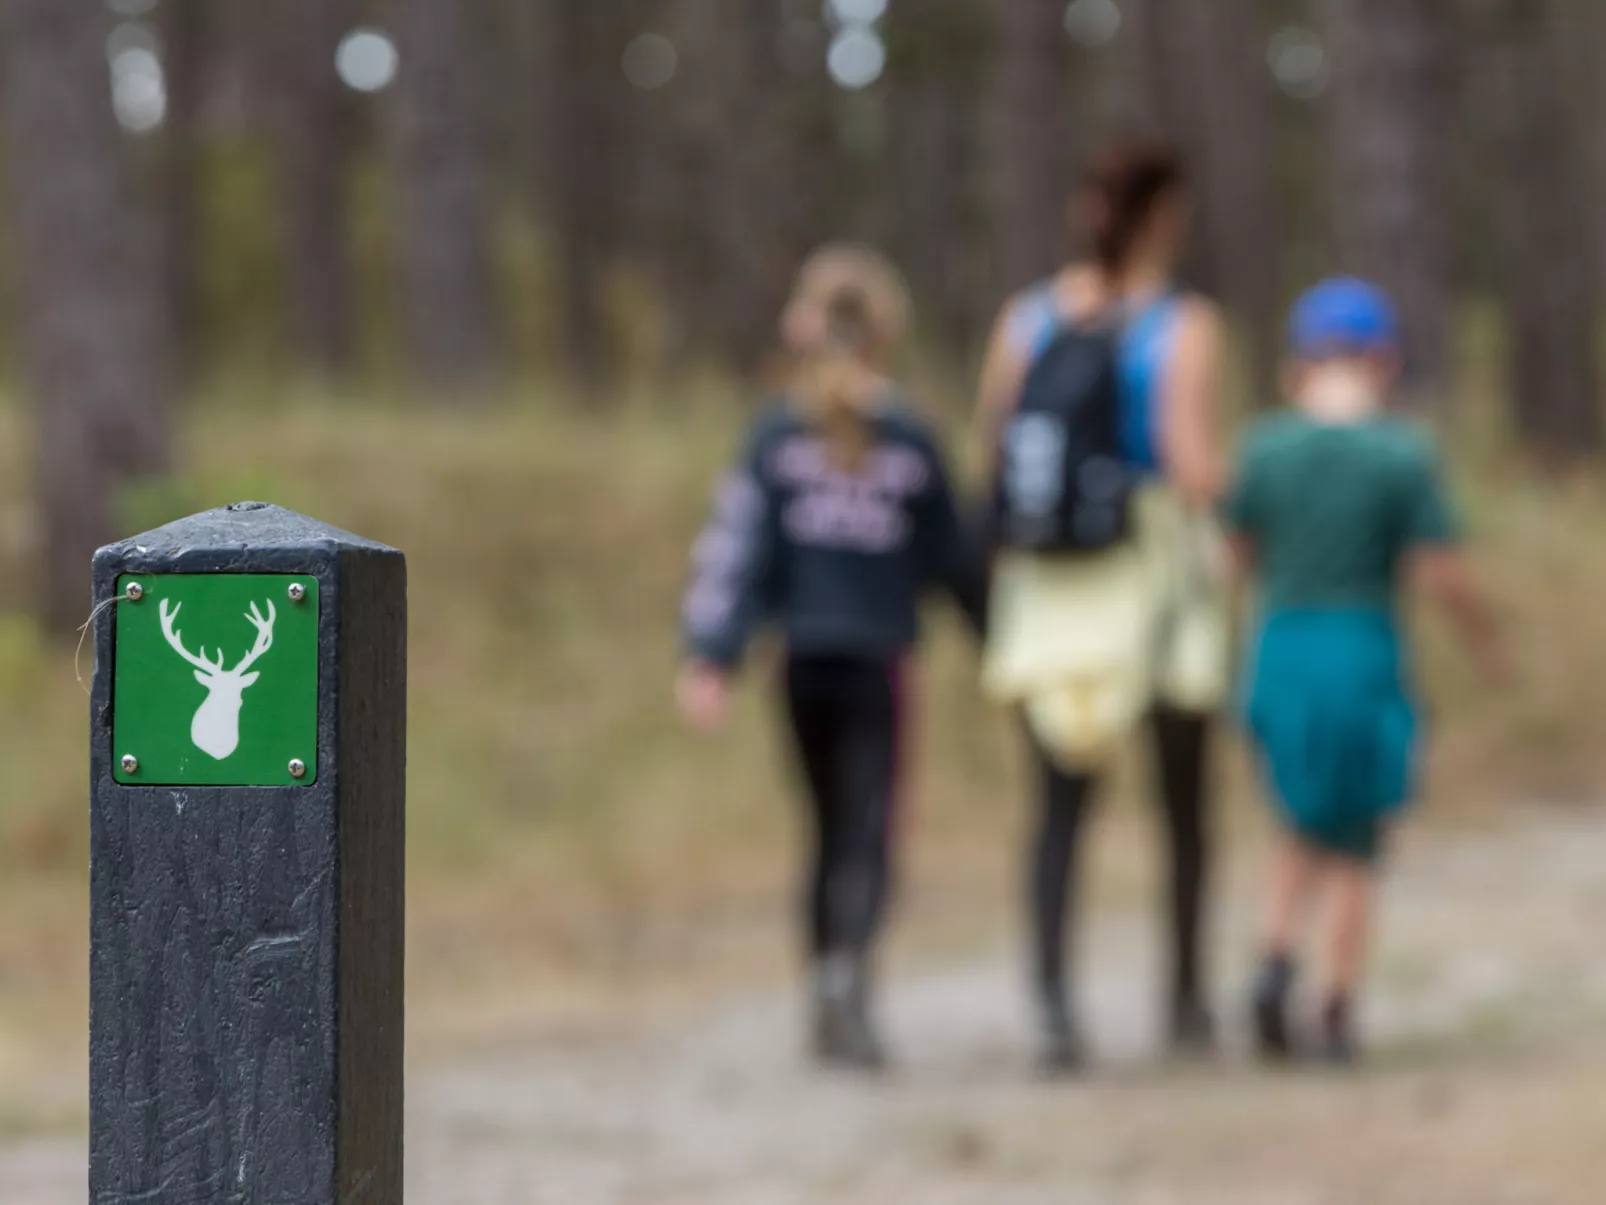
[
  {"x1": 706, "y1": 2, "x2": 807, "y2": 374},
  {"x1": 612, "y1": 9, "x2": 697, "y2": 376},
  {"x1": 635, "y1": 0, "x2": 821, "y2": 378},
  {"x1": 1595, "y1": 0, "x2": 1606, "y2": 306},
  {"x1": 1321, "y1": 0, "x2": 1454, "y2": 407},
  {"x1": 885, "y1": 73, "x2": 971, "y2": 352},
  {"x1": 1475, "y1": 0, "x2": 1600, "y2": 456},
  {"x1": 160, "y1": 0, "x2": 207, "y2": 379},
  {"x1": 884, "y1": 0, "x2": 990, "y2": 355},
  {"x1": 988, "y1": 0, "x2": 1072, "y2": 296},
  {"x1": 530, "y1": 0, "x2": 617, "y2": 394},
  {"x1": 393, "y1": 0, "x2": 498, "y2": 392},
  {"x1": 1552, "y1": 0, "x2": 1606, "y2": 309},
  {"x1": 262, "y1": 0, "x2": 355, "y2": 376},
  {"x1": 1169, "y1": 0, "x2": 1284, "y2": 406},
  {"x1": 4, "y1": 0, "x2": 173, "y2": 631},
  {"x1": 1115, "y1": 0, "x2": 1182, "y2": 132}
]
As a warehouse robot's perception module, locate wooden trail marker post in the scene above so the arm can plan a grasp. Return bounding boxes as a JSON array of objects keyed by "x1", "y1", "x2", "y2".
[{"x1": 89, "y1": 503, "x2": 406, "y2": 1205}]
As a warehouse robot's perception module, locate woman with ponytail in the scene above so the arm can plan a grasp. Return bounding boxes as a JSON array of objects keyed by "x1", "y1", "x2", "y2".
[
  {"x1": 975, "y1": 138, "x2": 1233, "y2": 1072},
  {"x1": 677, "y1": 246, "x2": 982, "y2": 1071}
]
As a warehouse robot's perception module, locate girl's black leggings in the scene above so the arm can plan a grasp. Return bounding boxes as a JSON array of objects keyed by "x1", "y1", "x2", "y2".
[
  {"x1": 783, "y1": 655, "x2": 905, "y2": 961},
  {"x1": 1029, "y1": 704, "x2": 1212, "y2": 1014}
]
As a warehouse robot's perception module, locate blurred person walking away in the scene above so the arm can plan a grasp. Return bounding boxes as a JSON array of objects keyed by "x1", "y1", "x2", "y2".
[
  {"x1": 1225, "y1": 279, "x2": 1506, "y2": 1064},
  {"x1": 974, "y1": 138, "x2": 1233, "y2": 1074},
  {"x1": 677, "y1": 248, "x2": 983, "y2": 1072}
]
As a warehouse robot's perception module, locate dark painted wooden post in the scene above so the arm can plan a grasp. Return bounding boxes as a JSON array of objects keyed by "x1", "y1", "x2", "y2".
[{"x1": 89, "y1": 502, "x2": 406, "y2": 1205}]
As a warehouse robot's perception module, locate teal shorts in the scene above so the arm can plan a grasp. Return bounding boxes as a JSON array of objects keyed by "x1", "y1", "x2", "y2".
[{"x1": 1244, "y1": 609, "x2": 1419, "y2": 863}]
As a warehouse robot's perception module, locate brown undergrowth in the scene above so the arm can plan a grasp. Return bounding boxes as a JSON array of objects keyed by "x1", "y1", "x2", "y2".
[{"x1": 0, "y1": 381, "x2": 1601, "y2": 1119}]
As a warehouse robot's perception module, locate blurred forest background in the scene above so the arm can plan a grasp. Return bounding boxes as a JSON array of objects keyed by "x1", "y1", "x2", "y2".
[
  {"x1": 5, "y1": 0, "x2": 1606, "y2": 1160},
  {"x1": 4, "y1": 0, "x2": 1606, "y2": 627}
]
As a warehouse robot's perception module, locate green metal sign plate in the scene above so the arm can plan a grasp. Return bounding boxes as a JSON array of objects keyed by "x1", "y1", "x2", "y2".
[{"x1": 112, "y1": 574, "x2": 319, "y2": 786}]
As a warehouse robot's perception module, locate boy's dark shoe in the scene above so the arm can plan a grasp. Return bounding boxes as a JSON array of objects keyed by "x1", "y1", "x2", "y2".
[
  {"x1": 1252, "y1": 953, "x2": 1298, "y2": 1061},
  {"x1": 1318, "y1": 995, "x2": 1358, "y2": 1067}
]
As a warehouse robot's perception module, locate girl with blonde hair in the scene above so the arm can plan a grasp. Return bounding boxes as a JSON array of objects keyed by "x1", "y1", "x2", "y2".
[{"x1": 677, "y1": 246, "x2": 980, "y2": 1070}]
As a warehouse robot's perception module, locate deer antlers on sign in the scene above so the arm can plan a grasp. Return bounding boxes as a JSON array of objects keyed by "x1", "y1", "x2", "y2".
[
  {"x1": 158, "y1": 598, "x2": 277, "y2": 760},
  {"x1": 160, "y1": 599, "x2": 275, "y2": 677}
]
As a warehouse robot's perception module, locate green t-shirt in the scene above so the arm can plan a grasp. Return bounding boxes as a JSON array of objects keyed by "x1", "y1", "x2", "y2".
[{"x1": 1223, "y1": 412, "x2": 1458, "y2": 613}]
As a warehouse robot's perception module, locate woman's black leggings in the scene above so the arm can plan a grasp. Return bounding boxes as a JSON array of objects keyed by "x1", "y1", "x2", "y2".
[
  {"x1": 783, "y1": 655, "x2": 904, "y2": 961},
  {"x1": 1029, "y1": 704, "x2": 1212, "y2": 1014}
]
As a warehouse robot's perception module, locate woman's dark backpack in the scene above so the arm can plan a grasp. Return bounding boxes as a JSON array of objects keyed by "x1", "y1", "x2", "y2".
[{"x1": 993, "y1": 316, "x2": 1135, "y2": 554}]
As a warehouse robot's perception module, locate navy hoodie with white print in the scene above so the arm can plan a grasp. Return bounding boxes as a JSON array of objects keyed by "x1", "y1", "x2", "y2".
[{"x1": 682, "y1": 397, "x2": 983, "y2": 669}]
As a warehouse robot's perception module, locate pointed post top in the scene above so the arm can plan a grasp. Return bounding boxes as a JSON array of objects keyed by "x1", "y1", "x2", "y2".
[{"x1": 96, "y1": 502, "x2": 398, "y2": 567}]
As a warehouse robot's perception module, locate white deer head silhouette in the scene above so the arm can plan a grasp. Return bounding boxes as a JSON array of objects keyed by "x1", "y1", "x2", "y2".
[{"x1": 159, "y1": 598, "x2": 277, "y2": 760}]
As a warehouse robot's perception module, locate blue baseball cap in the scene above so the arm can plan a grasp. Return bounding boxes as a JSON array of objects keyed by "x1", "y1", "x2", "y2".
[{"x1": 1288, "y1": 277, "x2": 1400, "y2": 358}]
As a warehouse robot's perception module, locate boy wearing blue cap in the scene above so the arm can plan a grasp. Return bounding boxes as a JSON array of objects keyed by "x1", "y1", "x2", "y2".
[{"x1": 1223, "y1": 278, "x2": 1505, "y2": 1063}]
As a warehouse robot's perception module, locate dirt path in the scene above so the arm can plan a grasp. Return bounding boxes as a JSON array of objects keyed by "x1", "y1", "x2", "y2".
[{"x1": 8, "y1": 812, "x2": 1606, "y2": 1204}]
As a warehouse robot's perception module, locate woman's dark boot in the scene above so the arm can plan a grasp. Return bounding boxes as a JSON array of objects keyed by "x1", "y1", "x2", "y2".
[
  {"x1": 1168, "y1": 996, "x2": 1217, "y2": 1059},
  {"x1": 1252, "y1": 953, "x2": 1297, "y2": 1060},
  {"x1": 1036, "y1": 985, "x2": 1086, "y2": 1076}
]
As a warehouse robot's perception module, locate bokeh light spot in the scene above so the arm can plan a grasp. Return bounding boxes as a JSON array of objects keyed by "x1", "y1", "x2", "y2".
[
  {"x1": 336, "y1": 28, "x2": 400, "y2": 94},
  {"x1": 1064, "y1": 0, "x2": 1121, "y2": 48},
  {"x1": 622, "y1": 33, "x2": 678, "y2": 91},
  {"x1": 828, "y1": 0, "x2": 889, "y2": 25},
  {"x1": 1268, "y1": 26, "x2": 1329, "y2": 99},
  {"x1": 106, "y1": 21, "x2": 160, "y2": 66},
  {"x1": 827, "y1": 26, "x2": 885, "y2": 91},
  {"x1": 110, "y1": 47, "x2": 165, "y2": 134}
]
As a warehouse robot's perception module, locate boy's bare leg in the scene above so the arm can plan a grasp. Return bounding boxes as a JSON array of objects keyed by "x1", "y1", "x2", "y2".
[
  {"x1": 1252, "y1": 835, "x2": 1319, "y2": 1058},
  {"x1": 1316, "y1": 857, "x2": 1372, "y2": 1063},
  {"x1": 1262, "y1": 835, "x2": 1319, "y2": 954},
  {"x1": 1322, "y1": 858, "x2": 1372, "y2": 997}
]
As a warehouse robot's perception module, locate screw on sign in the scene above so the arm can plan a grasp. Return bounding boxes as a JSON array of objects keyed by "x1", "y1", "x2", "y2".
[{"x1": 91, "y1": 503, "x2": 406, "y2": 1205}]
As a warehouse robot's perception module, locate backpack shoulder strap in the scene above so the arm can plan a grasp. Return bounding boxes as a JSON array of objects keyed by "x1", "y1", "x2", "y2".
[{"x1": 1006, "y1": 281, "x2": 1069, "y2": 364}]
